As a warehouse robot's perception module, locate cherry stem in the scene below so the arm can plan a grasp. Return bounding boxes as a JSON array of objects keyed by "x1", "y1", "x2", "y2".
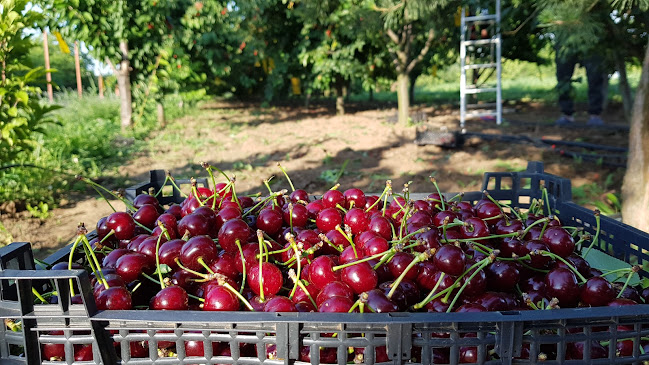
[
  {"x1": 190, "y1": 179, "x2": 205, "y2": 208},
  {"x1": 77, "y1": 175, "x2": 135, "y2": 211},
  {"x1": 583, "y1": 210, "x2": 601, "y2": 258},
  {"x1": 445, "y1": 254, "x2": 495, "y2": 313},
  {"x1": 381, "y1": 181, "x2": 392, "y2": 216},
  {"x1": 174, "y1": 258, "x2": 208, "y2": 280},
  {"x1": 539, "y1": 251, "x2": 587, "y2": 283},
  {"x1": 161, "y1": 172, "x2": 189, "y2": 199},
  {"x1": 220, "y1": 280, "x2": 255, "y2": 311},
  {"x1": 412, "y1": 272, "x2": 449, "y2": 309},
  {"x1": 446, "y1": 192, "x2": 464, "y2": 203},
  {"x1": 349, "y1": 293, "x2": 367, "y2": 313},
  {"x1": 67, "y1": 234, "x2": 86, "y2": 297},
  {"x1": 288, "y1": 240, "x2": 302, "y2": 299},
  {"x1": 335, "y1": 225, "x2": 358, "y2": 259},
  {"x1": 365, "y1": 182, "x2": 391, "y2": 213},
  {"x1": 32, "y1": 288, "x2": 47, "y2": 304},
  {"x1": 319, "y1": 234, "x2": 344, "y2": 253},
  {"x1": 154, "y1": 228, "x2": 166, "y2": 289},
  {"x1": 277, "y1": 162, "x2": 296, "y2": 192},
  {"x1": 257, "y1": 230, "x2": 266, "y2": 301},
  {"x1": 599, "y1": 266, "x2": 636, "y2": 280},
  {"x1": 430, "y1": 177, "x2": 445, "y2": 211},
  {"x1": 76, "y1": 230, "x2": 108, "y2": 290},
  {"x1": 616, "y1": 266, "x2": 641, "y2": 299},
  {"x1": 392, "y1": 227, "x2": 428, "y2": 247},
  {"x1": 441, "y1": 231, "x2": 519, "y2": 244},
  {"x1": 542, "y1": 187, "x2": 553, "y2": 218},
  {"x1": 387, "y1": 249, "x2": 434, "y2": 299},
  {"x1": 519, "y1": 217, "x2": 551, "y2": 238},
  {"x1": 288, "y1": 269, "x2": 317, "y2": 308},
  {"x1": 235, "y1": 239, "x2": 246, "y2": 294}
]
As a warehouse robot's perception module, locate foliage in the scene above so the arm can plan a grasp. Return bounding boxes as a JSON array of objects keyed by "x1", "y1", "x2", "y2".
[
  {"x1": 26, "y1": 34, "x2": 93, "y2": 91},
  {"x1": 0, "y1": 0, "x2": 60, "y2": 163}
]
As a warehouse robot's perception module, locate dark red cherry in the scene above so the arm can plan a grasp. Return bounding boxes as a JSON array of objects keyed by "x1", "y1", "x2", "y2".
[
  {"x1": 264, "y1": 296, "x2": 297, "y2": 312},
  {"x1": 106, "y1": 212, "x2": 136, "y2": 240},
  {"x1": 203, "y1": 286, "x2": 240, "y2": 311},
  {"x1": 158, "y1": 239, "x2": 185, "y2": 270},
  {"x1": 433, "y1": 244, "x2": 466, "y2": 276},
  {"x1": 580, "y1": 276, "x2": 615, "y2": 307},
  {"x1": 365, "y1": 289, "x2": 399, "y2": 313},
  {"x1": 115, "y1": 252, "x2": 154, "y2": 283},
  {"x1": 368, "y1": 215, "x2": 393, "y2": 240},
  {"x1": 177, "y1": 212, "x2": 211, "y2": 237},
  {"x1": 316, "y1": 281, "x2": 354, "y2": 307},
  {"x1": 494, "y1": 218, "x2": 523, "y2": 235},
  {"x1": 180, "y1": 235, "x2": 218, "y2": 271},
  {"x1": 308, "y1": 255, "x2": 341, "y2": 290},
  {"x1": 460, "y1": 217, "x2": 490, "y2": 239},
  {"x1": 133, "y1": 204, "x2": 160, "y2": 229},
  {"x1": 485, "y1": 261, "x2": 520, "y2": 292},
  {"x1": 218, "y1": 218, "x2": 252, "y2": 253},
  {"x1": 256, "y1": 208, "x2": 284, "y2": 236},
  {"x1": 545, "y1": 267, "x2": 579, "y2": 308},
  {"x1": 210, "y1": 251, "x2": 240, "y2": 279},
  {"x1": 322, "y1": 189, "x2": 345, "y2": 209},
  {"x1": 387, "y1": 252, "x2": 420, "y2": 281},
  {"x1": 290, "y1": 189, "x2": 310, "y2": 204},
  {"x1": 344, "y1": 208, "x2": 370, "y2": 235},
  {"x1": 318, "y1": 295, "x2": 355, "y2": 313},
  {"x1": 343, "y1": 188, "x2": 366, "y2": 209},
  {"x1": 150, "y1": 286, "x2": 189, "y2": 310},
  {"x1": 342, "y1": 261, "x2": 378, "y2": 294},
  {"x1": 96, "y1": 286, "x2": 132, "y2": 310},
  {"x1": 475, "y1": 201, "x2": 502, "y2": 219},
  {"x1": 283, "y1": 203, "x2": 309, "y2": 228},
  {"x1": 247, "y1": 262, "x2": 283, "y2": 297},
  {"x1": 305, "y1": 200, "x2": 324, "y2": 219},
  {"x1": 363, "y1": 236, "x2": 389, "y2": 257},
  {"x1": 316, "y1": 207, "x2": 343, "y2": 232},
  {"x1": 542, "y1": 226, "x2": 575, "y2": 258}
]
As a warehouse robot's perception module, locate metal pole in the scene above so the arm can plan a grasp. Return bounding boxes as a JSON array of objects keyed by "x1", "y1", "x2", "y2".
[
  {"x1": 42, "y1": 31, "x2": 54, "y2": 102},
  {"x1": 496, "y1": 0, "x2": 502, "y2": 125}
]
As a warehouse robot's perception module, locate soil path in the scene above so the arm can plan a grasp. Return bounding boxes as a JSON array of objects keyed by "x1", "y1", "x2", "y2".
[{"x1": 3, "y1": 100, "x2": 629, "y2": 259}]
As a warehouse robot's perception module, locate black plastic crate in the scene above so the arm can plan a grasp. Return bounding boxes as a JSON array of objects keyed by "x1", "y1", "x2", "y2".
[{"x1": 2, "y1": 162, "x2": 649, "y2": 365}]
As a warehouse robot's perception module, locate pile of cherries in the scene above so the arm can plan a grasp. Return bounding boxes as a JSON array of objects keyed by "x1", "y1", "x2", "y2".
[{"x1": 40, "y1": 167, "x2": 649, "y2": 363}]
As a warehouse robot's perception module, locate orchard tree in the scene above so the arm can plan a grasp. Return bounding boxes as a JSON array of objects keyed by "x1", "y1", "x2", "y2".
[
  {"x1": 296, "y1": 0, "x2": 385, "y2": 114},
  {"x1": 0, "y1": 0, "x2": 59, "y2": 162},
  {"x1": 43, "y1": 0, "x2": 181, "y2": 129},
  {"x1": 539, "y1": 0, "x2": 649, "y2": 232},
  {"x1": 374, "y1": 0, "x2": 458, "y2": 124}
]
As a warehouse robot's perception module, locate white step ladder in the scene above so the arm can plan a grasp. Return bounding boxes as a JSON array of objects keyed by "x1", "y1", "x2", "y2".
[{"x1": 460, "y1": 0, "x2": 502, "y2": 130}]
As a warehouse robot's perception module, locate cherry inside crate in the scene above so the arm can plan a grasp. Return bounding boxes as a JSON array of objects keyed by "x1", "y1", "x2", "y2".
[{"x1": 2, "y1": 161, "x2": 649, "y2": 365}]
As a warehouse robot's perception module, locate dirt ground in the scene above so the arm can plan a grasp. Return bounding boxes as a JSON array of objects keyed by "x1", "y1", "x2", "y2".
[{"x1": 2, "y1": 100, "x2": 629, "y2": 259}]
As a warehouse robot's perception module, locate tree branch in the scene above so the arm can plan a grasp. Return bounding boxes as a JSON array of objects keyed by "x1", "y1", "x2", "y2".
[
  {"x1": 386, "y1": 28, "x2": 400, "y2": 44},
  {"x1": 407, "y1": 28, "x2": 435, "y2": 74},
  {"x1": 105, "y1": 57, "x2": 119, "y2": 75}
]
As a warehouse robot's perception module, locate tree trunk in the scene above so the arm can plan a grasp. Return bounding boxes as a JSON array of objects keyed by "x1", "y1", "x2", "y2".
[
  {"x1": 409, "y1": 71, "x2": 420, "y2": 105},
  {"x1": 615, "y1": 55, "x2": 633, "y2": 122},
  {"x1": 157, "y1": 102, "x2": 165, "y2": 126},
  {"x1": 621, "y1": 40, "x2": 649, "y2": 232},
  {"x1": 397, "y1": 72, "x2": 410, "y2": 124},
  {"x1": 335, "y1": 76, "x2": 345, "y2": 115},
  {"x1": 117, "y1": 40, "x2": 132, "y2": 129}
]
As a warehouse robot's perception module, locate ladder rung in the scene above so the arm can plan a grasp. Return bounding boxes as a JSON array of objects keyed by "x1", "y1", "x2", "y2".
[
  {"x1": 464, "y1": 14, "x2": 497, "y2": 22},
  {"x1": 462, "y1": 39, "x2": 500, "y2": 46},
  {"x1": 463, "y1": 63, "x2": 497, "y2": 70},
  {"x1": 465, "y1": 111, "x2": 499, "y2": 118},
  {"x1": 467, "y1": 103, "x2": 499, "y2": 109},
  {"x1": 463, "y1": 87, "x2": 498, "y2": 95}
]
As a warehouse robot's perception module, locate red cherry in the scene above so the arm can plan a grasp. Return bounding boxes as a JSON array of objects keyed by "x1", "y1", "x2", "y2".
[
  {"x1": 150, "y1": 286, "x2": 189, "y2": 310},
  {"x1": 247, "y1": 262, "x2": 283, "y2": 297},
  {"x1": 106, "y1": 212, "x2": 136, "y2": 240},
  {"x1": 218, "y1": 218, "x2": 252, "y2": 253},
  {"x1": 203, "y1": 286, "x2": 240, "y2": 311},
  {"x1": 341, "y1": 261, "x2": 378, "y2": 294}
]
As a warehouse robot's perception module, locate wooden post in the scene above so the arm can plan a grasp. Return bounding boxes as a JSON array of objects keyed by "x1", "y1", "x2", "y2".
[
  {"x1": 98, "y1": 74, "x2": 104, "y2": 99},
  {"x1": 43, "y1": 31, "x2": 54, "y2": 102},
  {"x1": 74, "y1": 42, "x2": 82, "y2": 98}
]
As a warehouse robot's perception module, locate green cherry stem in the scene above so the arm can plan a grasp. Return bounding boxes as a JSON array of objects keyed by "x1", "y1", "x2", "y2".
[
  {"x1": 539, "y1": 251, "x2": 587, "y2": 283},
  {"x1": 235, "y1": 239, "x2": 246, "y2": 294},
  {"x1": 277, "y1": 162, "x2": 296, "y2": 192},
  {"x1": 335, "y1": 225, "x2": 357, "y2": 259},
  {"x1": 154, "y1": 226, "x2": 166, "y2": 289},
  {"x1": 430, "y1": 177, "x2": 445, "y2": 211},
  {"x1": 445, "y1": 254, "x2": 495, "y2": 313},
  {"x1": 387, "y1": 249, "x2": 434, "y2": 299},
  {"x1": 616, "y1": 266, "x2": 641, "y2": 299},
  {"x1": 365, "y1": 182, "x2": 391, "y2": 213},
  {"x1": 583, "y1": 210, "x2": 601, "y2": 258},
  {"x1": 257, "y1": 230, "x2": 265, "y2": 301},
  {"x1": 412, "y1": 272, "x2": 448, "y2": 310}
]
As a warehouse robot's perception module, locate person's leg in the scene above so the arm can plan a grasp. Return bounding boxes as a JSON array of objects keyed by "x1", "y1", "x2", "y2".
[
  {"x1": 584, "y1": 53, "x2": 606, "y2": 124},
  {"x1": 555, "y1": 50, "x2": 577, "y2": 123}
]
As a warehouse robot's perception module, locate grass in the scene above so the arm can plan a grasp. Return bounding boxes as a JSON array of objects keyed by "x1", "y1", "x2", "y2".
[{"x1": 0, "y1": 90, "x2": 204, "y2": 216}]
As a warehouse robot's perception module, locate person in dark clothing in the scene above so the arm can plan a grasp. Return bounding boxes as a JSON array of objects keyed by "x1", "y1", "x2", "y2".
[{"x1": 554, "y1": 49, "x2": 607, "y2": 126}]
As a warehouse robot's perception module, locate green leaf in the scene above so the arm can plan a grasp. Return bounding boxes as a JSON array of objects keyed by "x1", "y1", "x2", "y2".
[
  {"x1": 152, "y1": 264, "x2": 172, "y2": 275},
  {"x1": 15, "y1": 91, "x2": 28, "y2": 104},
  {"x1": 583, "y1": 249, "x2": 640, "y2": 286},
  {"x1": 7, "y1": 107, "x2": 18, "y2": 117}
]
